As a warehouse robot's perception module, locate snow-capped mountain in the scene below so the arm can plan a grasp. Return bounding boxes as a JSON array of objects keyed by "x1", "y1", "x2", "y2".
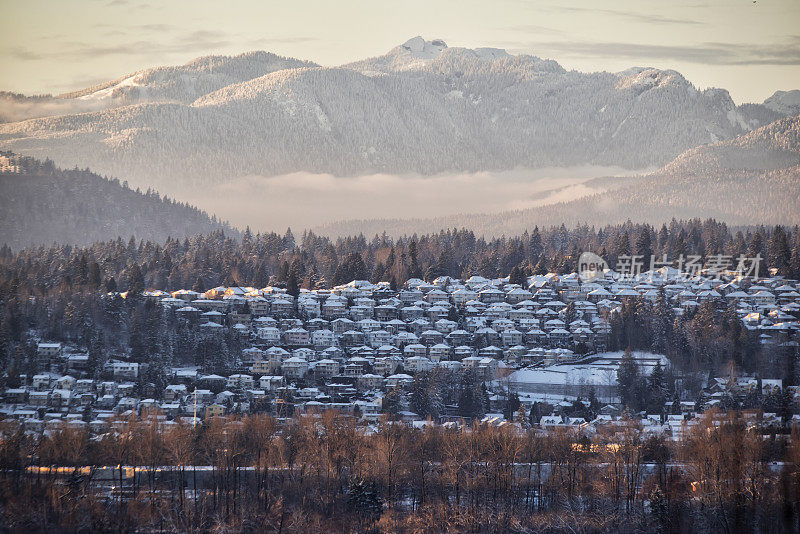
[{"x1": 0, "y1": 37, "x2": 795, "y2": 202}]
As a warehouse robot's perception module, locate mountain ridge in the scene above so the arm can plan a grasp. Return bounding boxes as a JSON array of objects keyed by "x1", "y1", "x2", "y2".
[
  {"x1": 0, "y1": 37, "x2": 794, "y2": 198},
  {"x1": 0, "y1": 51, "x2": 318, "y2": 123}
]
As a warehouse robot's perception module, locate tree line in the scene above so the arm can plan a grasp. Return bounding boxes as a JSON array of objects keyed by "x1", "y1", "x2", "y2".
[{"x1": 1, "y1": 219, "x2": 798, "y2": 298}]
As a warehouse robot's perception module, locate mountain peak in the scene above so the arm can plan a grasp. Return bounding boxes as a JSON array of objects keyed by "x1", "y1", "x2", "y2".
[
  {"x1": 399, "y1": 36, "x2": 448, "y2": 59},
  {"x1": 395, "y1": 37, "x2": 510, "y2": 62},
  {"x1": 614, "y1": 67, "x2": 689, "y2": 92},
  {"x1": 764, "y1": 89, "x2": 800, "y2": 115}
]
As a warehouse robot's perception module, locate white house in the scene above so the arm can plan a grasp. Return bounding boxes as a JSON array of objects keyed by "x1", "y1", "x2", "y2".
[
  {"x1": 227, "y1": 374, "x2": 255, "y2": 390},
  {"x1": 282, "y1": 357, "x2": 309, "y2": 380},
  {"x1": 112, "y1": 362, "x2": 140, "y2": 380}
]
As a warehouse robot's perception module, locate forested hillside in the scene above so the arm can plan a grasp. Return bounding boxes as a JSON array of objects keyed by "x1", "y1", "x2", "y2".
[{"x1": 0, "y1": 154, "x2": 235, "y2": 249}]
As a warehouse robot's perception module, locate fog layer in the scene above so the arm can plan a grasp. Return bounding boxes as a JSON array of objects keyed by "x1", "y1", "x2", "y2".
[{"x1": 184, "y1": 166, "x2": 644, "y2": 232}]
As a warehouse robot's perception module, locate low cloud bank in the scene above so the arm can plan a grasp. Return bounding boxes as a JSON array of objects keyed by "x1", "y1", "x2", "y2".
[{"x1": 185, "y1": 166, "x2": 642, "y2": 233}]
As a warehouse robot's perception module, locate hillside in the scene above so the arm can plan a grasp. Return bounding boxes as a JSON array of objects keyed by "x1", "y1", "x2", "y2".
[
  {"x1": 318, "y1": 115, "x2": 800, "y2": 237},
  {"x1": 0, "y1": 153, "x2": 236, "y2": 249},
  {"x1": 0, "y1": 51, "x2": 317, "y2": 123},
  {"x1": 0, "y1": 37, "x2": 792, "y2": 202}
]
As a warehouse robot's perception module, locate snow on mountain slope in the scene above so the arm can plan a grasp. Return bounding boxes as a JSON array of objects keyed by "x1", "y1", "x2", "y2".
[
  {"x1": 660, "y1": 113, "x2": 800, "y2": 175},
  {"x1": 344, "y1": 36, "x2": 448, "y2": 72},
  {"x1": 401, "y1": 36, "x2": 447, "y2": 59},
  {"x1": 764, "y1": 90, "x2": 800, "y2": 116},
  {"x1": 0, "y1": 51, "x2": 319, "y2": 124},
  {"x1": 0, "y1": 37, "x2": 797, "y2": 201},
  {"x1": 61, "y1": 51, "x2": 318, "y2": 105},
  {"x1": 346, "y1": 37, "x2": 558, "y2": 76},
  {"x1": 614, "y1": 68, "x2": 691, "y2": 93}
]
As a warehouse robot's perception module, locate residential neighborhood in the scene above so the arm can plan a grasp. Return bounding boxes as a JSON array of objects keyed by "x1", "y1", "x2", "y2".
[{"x1": 3, "y1": 265, "x2": 799, "y2": 439}]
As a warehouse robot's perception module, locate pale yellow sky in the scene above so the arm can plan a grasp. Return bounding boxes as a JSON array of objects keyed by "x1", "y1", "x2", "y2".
[{"x1": 1, "y1": 0, "x2": 799, "y2": 103}]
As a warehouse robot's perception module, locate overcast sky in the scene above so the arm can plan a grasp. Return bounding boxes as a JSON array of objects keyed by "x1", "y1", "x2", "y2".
[{"x1": 1, "y1": 0, "x2": 798, "y2": 103}]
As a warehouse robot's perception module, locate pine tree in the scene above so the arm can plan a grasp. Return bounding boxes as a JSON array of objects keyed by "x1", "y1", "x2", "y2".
[
  {"x1": 612, "y1": 231, "x2": 631, "y2": 265},
  {"x1": 670, "y1": 390, "x2": 682, "y2": 415},
  {"x1": 371, "y1": 261, "x2": 386, "y2": 283},
  {"x1": 409, "y1": 373, "x2": 431, "y2": 418},
  {"x1": 283, "y1": 228, "x2": 295, "y2": 249},
  {"x1": 635, "y1": 227, "x2": 653, "y2": 264},
  {"x1": 790, "y1": 235, "x2": 800, "y2": 281},
  {"x1": 657, "y1": 224, "x2": 669, "y2": 255},
  {"x1": 5, "y1": 359, "x2": 20, "y2": 388},
  {"x1": 381, "y1": 387, "x2": 402, "y2": 420},
  {"x1": 105, "y1": 276, "x2": 117, "y2": 293},
  {"x1": 528, "y1": 401, "x2": 553, "y2": 426},
  {"x1": 503, "y1": 391, "x2": 520, "y2": 420},
  {"x1": 457, "y1": 370, "x2": 482, "y2": 420},
  {"x1": 129, "y1": 307, "x2": 148, "y2": 363},
  {"x1": 767, "y1": 225, "x2": 791, "y2": 275},
  {"x1": 333, "y1": 253, "x2": 368, "y2": 285},
  {"x1": 408, "y1": 240, "x2": 422, "y2": 279},
  {"x1": 242, "y1": 226, "x2": 253, "y2": 250},
  {"x1": 673, "y1": 229, "x2": 688, "y2": 259},
  {"x1": 508, "y1": 265, "x2": 526, "y2": 287},
  {"x1": 649, "y1": 486, "x2": 669, "y2": 534},
  {"x1": 88, "y1": 261, "x2": 102, "y2": 288},
  {"x1": 652, "y1": 289, "x2": 673, "y2": 354},
  {"x1": 533, "y1": 256, "x2": 548, "y2": 275},
  {"x1": 127, "y1": 263, "x2": 144, "y2": 294},
  {"x1": 192, "y1": 276, "x2": 205, "y2": 293},
  {"x1": 286, "y1": 270, "x2": 300, "y2": 298},
  {"x1": 77, "y1": 255, "x2": 89, "y2": 286},
  {"x1": 529, "y1": 227, "x2": 543, "y2": 262},
  {"x1": 617, "y1": 348, "x2": 639, "y2": 410},
  {"x1": 647, "y1": 362, "x2": 666, "y2": 413},
  {"x1": 346, "y1": 480, "x2": 384, "y2": 520},
  {"x1": 747, "y1": 230, "x2": 765, "y2": 261}
]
